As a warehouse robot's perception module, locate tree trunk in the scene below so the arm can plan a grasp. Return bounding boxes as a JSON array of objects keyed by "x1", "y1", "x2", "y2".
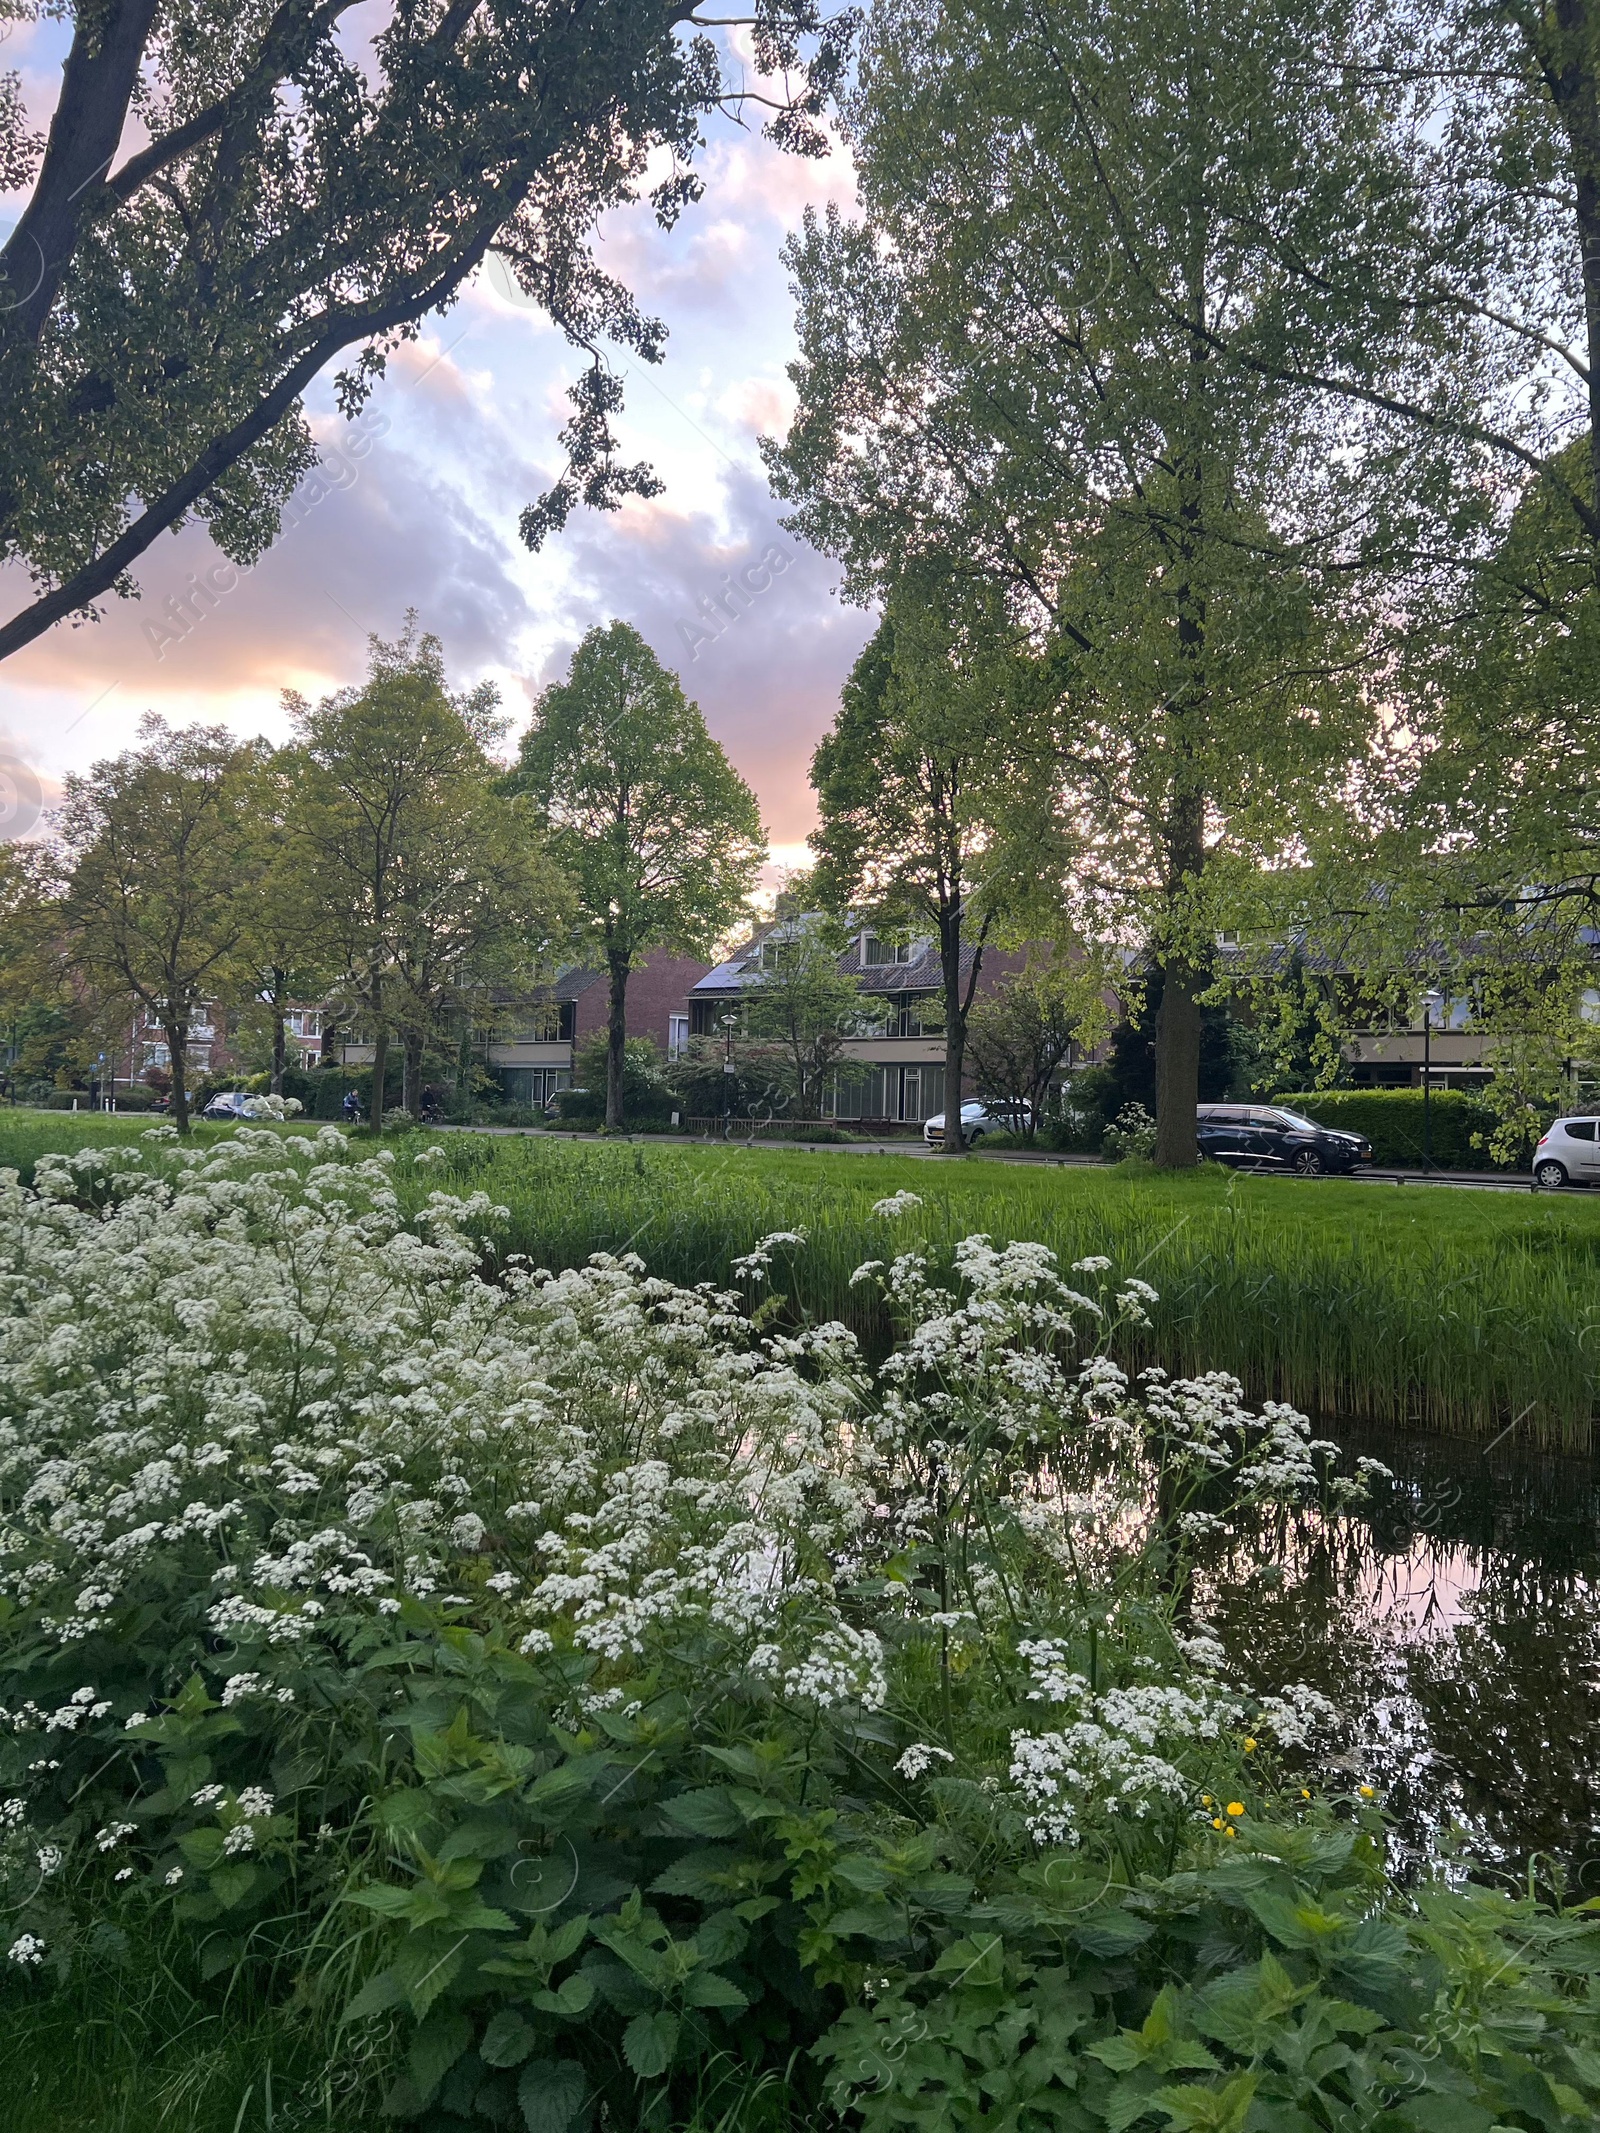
[
  {"x1": 939, "y1": 903, "x2": 968, "y2": 1155},
  {"x1": 605, "y1": 951, "x2": 630, "y2": 1131},
  {"x1": 165, "y1": 1019, "x2": 191, "y2": 1137},
  {"x1": 1536, "y1": 0, "x2": 1600, "y2": 561},
  {"x1": 456, "y1": 1015, "x2": 473, "y2": 1113},
  {"x1": 401, "y1": 1033, "x2": 423, "y2": 1118},
  {"x1": 270, "y1": 966, "x2": 287, "y2": 1095},
  {"x1": 1152, "y1": 968, "x2": 1203, "y2": 1168},
  {"x1": 368, "y1": 980, "x2": 388, "y2": 1134}
]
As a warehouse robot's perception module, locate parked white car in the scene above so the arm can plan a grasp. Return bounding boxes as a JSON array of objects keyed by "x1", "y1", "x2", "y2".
[
  {"x1": 1533, "y1": 1116, "x2": 1600, "y2": 1188},
  {"x1": 923, "y1": 1098, "x2": 1032, "y2": 1147}
]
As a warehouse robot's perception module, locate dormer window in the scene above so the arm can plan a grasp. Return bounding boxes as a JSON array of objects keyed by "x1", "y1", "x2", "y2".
[{"x1": 861, "y1": 935, "x2": 911, "y2": 967}]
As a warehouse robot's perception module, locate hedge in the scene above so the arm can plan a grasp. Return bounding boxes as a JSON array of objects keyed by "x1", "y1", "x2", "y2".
[{"x1": 1273, "y1": 1088, "x2": 1508, "y2": 1170}]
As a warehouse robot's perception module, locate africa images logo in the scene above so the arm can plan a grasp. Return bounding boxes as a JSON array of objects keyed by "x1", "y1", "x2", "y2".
[{"x1": 0, "y1": 754, "x2": 43, "y2": 841}]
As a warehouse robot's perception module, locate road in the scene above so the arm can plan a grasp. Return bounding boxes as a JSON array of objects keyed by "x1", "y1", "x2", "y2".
[{"x1": 436, "y1": 1124, "x2": 1551, "y2": 1194}]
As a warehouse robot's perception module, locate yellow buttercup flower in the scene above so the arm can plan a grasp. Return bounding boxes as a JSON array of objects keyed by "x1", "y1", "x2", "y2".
[
  {"x1": 1300, "y1": 1788, "x2": 1311, "y2": 1799},
  {"x1": 1359, "y1": 1785, "x2": 1375, "y2": 1799},
  {"x1": 1224, "y1": 1826, "x2": 1237, "y2": 1839},
  {"x1": 1226, "y1": 1802, "x2": 1245, "y2": 1818},
  {"x1": 1242, "y1": 1738, "x2": 1257, "y2": 1752},
  {"x1": 1211, "y1": 1816, "x2": 1224, "y2": 1830},
  {"x1": 1201, "y1": 1795, "x2": 1212, "y2": 1807}
]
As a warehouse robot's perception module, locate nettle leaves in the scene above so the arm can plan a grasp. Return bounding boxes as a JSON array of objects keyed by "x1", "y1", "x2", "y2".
[
  {"x1": 337, "y1": 1705, "x2": 799, "y2": 2130},
  {"x1": 816, "y1": 1837, "x2": 1600, "y2": 2133}
]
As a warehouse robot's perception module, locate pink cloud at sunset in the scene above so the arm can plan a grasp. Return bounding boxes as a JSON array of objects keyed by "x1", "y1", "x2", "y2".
[{"x1": 0, "y1": 36, "x2": 872, "y2": 849}]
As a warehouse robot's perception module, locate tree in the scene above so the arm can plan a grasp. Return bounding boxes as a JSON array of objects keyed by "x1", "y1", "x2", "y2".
[
  {"x1": 811, "y1": 586, "x2": 1025, "y2": 1154},
  {"x1": 0, "y1": 4, "x2": 852, "y2": 664},
  {"x1": 963, "y1": 956, "x2": 1113, "y2": 1143},
  {"x1": 288, "y1": 622, "x2": 531, "y2": 1127},
  {"x1": 741, "y1": 914, "x2": 865, "y2": 1118},
  {"x1": 231, "y1": 752, "x2": 337, "y2": 1096},
  {"x1": 56, "y1": 719, "x2": 259, "y2": 1133},
  {"x1": 768, "y1": 0, "x2": 1384, "y2": 1165},
  {"x1": 507, "y1": 622, "x2": 764, "y2": 1130},
  {"x1": 386, "y1": 780, "x2": 565, "y2": 1118}
]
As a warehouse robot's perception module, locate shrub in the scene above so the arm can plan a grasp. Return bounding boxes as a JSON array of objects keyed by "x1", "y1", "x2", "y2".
[
  {"x1": 1103, "y1": 1101, "x2": 1158, "y2": 1160},
  {"x1": 0, "y1": 1136, "x2": 1596, "y2": 2128},
  {"x1": 1274, "y1": 1089, "x2": 1508, "y2": 1170}
]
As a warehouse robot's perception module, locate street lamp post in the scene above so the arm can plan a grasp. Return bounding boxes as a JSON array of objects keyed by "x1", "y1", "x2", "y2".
[
  {"x1": 1420, "y1": 988, "x2": 1444, "y2": 1174},
  {"x1": 720, "y1": 1013, "x2": 737, "y2": 1138}
]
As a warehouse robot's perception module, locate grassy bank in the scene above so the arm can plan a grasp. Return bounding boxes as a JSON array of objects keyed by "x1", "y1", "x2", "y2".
[{"x1": 3, "y1": 1111, "x2": 1596, "y2": 1448}]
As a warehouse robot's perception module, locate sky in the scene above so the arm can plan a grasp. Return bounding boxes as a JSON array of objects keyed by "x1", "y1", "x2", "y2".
[{"x1": 0, "y1": 21, "x2": 876, "y2": 872}]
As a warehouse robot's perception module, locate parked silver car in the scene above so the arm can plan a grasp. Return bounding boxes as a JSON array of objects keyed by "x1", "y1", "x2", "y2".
[
  {"x1": 1533, "y1": 1116, "x2": 1600, "y2": 1188},
  {"x1": 202, "y1": 1090, "x2": 252, "y2": 1120},
  {"x1": 923, "y1": 1098, "x2": 1032, "y2": 1146}
]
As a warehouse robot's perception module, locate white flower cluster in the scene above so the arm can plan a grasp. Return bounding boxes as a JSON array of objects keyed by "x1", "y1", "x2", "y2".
[
  {"x1": 896, "y1": 1742, "x2": 954, "y2": 1780},
  {"x1": 1009, "y1": 1637, "x2": 1235, "y2": 1842},
  {"x1": 871, "y1": 1191, "x2": 923, "y2": 1219},
  {"x1": 0, "y1": 1131, "x2": 885, "y2": 1756},
  {"x1": 0, "y1": 1130, "x2": 1356, "y2": 1923}
]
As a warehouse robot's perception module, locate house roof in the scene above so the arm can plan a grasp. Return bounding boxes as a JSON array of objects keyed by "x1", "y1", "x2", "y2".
[{"x1": 690, "y1": 916, "x2": 972, "y2": 998}]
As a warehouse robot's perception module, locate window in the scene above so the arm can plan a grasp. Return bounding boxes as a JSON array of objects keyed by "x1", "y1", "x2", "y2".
[
  {"x1": 898, "y1": 995, "x2": 940, "y2": 1037},
  {"x1": 860, "y1": 935, "x2": 911, "y2": 967},
  {"x1": 499, "y1": 1067, "x2": 572, "y2": 1107},
  {"x1": 287, "y1": 1010, "x2": 322, "y2": 1039},
  {"x1": 1563, "y1": 1119, "x2": 1598, "y2": 1142},
  {"x1": 524, "y1": 1001, "x2": 576, "y2": 1044},
  {"x1": 668, "y1": 1014, "x2": 689, "y2": 1061}
]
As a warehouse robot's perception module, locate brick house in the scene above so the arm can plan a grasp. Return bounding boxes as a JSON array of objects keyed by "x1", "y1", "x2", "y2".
[
  {"x1": 688, "y1": 920, "x2": 1043, "y2": 1128},
  {"x1": 117, "y1": 1000, "x2": 240, "y2": 1089},
  {"x1": 485, "y1": 949, "x2": 712, "y2": 1107}
]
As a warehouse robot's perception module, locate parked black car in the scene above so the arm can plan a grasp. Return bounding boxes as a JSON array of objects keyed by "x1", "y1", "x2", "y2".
[{"x1": 1195, "y1": 1104, "x2": 1371, "y2": 1175}]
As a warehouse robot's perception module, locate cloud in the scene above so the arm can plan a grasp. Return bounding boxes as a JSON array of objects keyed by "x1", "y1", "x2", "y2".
[
  {"x1": 0, "y1": 382, "x2": 542, "y2": 725},
  {"x1": 526, "y1": 464, "x2": 875, "y2": 846},
  {"x1": 0, "y1": 81, "x2": 864, "y2": 842}
]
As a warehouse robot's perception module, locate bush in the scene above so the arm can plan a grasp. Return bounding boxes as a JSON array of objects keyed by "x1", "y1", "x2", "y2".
[
  {"x1": 1274, "y1": 1088, "x2": 1509, "y2": 1170},
  {"x1": 2, "y1": 1136, "x2": 1597, "y2": 2128},
  {"x1": 1102, "y1": 1100, "x2": 1158, "y2": 1160},
  {"x1": 557, "y1": 1036, "x2": 679, "y2": 1129}
]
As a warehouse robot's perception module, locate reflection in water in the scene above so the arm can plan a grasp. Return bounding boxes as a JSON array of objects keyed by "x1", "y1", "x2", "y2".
[{"x1": 1198, "y1": 1424, "x2": 1600, "y2": 1887}]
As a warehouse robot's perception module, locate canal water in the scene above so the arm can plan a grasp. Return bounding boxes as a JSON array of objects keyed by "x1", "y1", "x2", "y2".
[{"x1": 1201, "y1": 1422, "x2": 1600, "y2": 1890}]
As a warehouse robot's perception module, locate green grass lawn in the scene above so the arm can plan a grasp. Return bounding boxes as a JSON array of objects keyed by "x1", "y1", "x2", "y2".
[{"x1": 4, "y1": 1110, "x2": 1597, "y2": 1448}]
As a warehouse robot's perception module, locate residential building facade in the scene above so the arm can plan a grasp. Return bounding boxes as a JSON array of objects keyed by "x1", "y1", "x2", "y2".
[
  {"x1": 487, "y1": 949, "x2": 714, "y2": 1106},
  {"x1": 688, "y1": 921, "x2": 1035, "y2": 1127}
]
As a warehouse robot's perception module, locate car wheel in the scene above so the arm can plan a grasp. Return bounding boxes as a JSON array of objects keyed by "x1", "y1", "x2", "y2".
[
  {"x1": 967, "y1": 1129, "x2": 984, "y2": 1146},
  {"x1": 1535, "y1": 1159, "x2": 1569, "y2": 1189},
  {"x1": 1292, "y1": 1149, "x2": 1323, "y2": 1177}
]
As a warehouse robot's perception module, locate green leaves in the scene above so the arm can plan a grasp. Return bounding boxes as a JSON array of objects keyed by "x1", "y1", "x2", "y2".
[
  {"x1": 481, "y1": 2010, "x2": 538, "y2": 2069},
  {"x1": 1150, "y1": 2071, "x2": 1258, "y2": 2132},
  {"x1": 516, "y1": 2058, "x2": 588, "y2": 2133},
  {"x1": 408, "y1": 2012, "x2": 471, "y2": 2105},
  {"x1": 659, "y1": 1787, "x2": 746, "y2": 1839},
  {"x1": 622, "y1": 2011, "x2": 680, "y2": 2079}
]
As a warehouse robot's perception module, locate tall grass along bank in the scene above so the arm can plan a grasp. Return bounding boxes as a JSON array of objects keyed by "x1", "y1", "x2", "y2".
[
  {"x1": 397, "y1": 1133, "x2": 1598, "y2": 1451},
  {"x1": 1, "y1": 1112, "x2": 1595, "y2": 1448}
]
